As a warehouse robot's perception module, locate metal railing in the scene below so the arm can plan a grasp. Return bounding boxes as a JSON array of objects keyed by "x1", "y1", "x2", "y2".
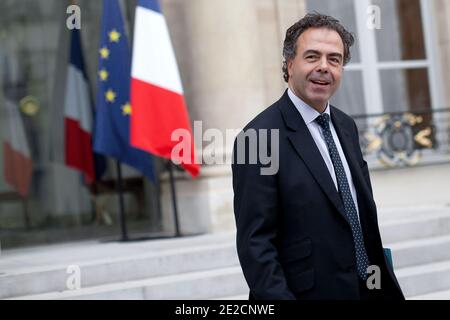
[{"x1": 352, "y1": 108, "x2": 450, "y2": 169}]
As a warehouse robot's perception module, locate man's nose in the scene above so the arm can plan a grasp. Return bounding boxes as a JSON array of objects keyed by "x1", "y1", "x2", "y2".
[{"x1": 316, "y1": 57, "x2": 329, "y2": 73}]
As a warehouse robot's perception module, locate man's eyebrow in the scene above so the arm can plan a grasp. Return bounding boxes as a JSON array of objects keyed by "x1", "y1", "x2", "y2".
[
  {"x1": 328, "y1": 52, "x2": 343, "y2": 59},
  {"x1": 303, "y1": 50, "x2": 343, "y2": 59},
  {"x1": 303, "y1": 50, "x2": 321, "y2": 56}
]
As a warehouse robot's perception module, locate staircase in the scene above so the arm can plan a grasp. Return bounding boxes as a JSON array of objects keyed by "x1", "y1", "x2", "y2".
[
  {"x1": 381, "y1": 207, "x2": 450, "y2": 299},
  {"x1": 1, "y1": 206, "x2": 450, "y2": 300}
]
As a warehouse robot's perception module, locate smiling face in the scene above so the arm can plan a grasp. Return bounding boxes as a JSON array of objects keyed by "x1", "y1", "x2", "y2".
[{"x1": 287, "y1": 27, "x2": 344, "y2": 113}]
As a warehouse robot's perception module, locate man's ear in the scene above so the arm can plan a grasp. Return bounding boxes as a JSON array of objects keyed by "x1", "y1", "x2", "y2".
[{"x1": 287, "y1": 59, "x2": 294, "y2": 78}]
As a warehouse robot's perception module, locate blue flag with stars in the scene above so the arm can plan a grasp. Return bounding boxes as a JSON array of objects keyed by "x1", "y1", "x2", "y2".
[{"x1": 93, "y1": 0, "x2": 155, "y2": 181}]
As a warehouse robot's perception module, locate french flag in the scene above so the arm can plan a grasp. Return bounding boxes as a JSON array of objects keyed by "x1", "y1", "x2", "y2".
[
  {"x1": 3, "y1": 99, "x2": 32, "y2": 197},
  {"x1": 130, "y1": 0, "x2": 199, "y2": 177},
  {"x1": 2, "y1": 50, "x2": 32, "y2": 197},
  {"x1": 64, "y1": 29, "x2": 95, "y2": 183}
]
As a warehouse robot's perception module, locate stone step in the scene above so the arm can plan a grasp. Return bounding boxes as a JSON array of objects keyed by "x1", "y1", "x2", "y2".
[
  {"x1": 3, "y1": 207, "x2": 450, "y2": 300},
  {"x1": 410, "y1": 289, "x2": 450, "y2": 300},
  {"x1": 378, "y1": 206, "x2": 450, "y2": 221},
  {"x1": 380, "y1": 211, "x2": 450, "y2": 243},
  {"x1": 211, "y1": 259, "x2": 450, "y2": 299},
  {"x1": 396, "y1": 260, "x2": 450, "y2": 297},
  {"x1": 9, "y1": 258, "x2": 450, "y2": 299},
  {"x1": 0, "y1": 241, "x2": 238, "y2": 299},
  {"x1": 3, "y1": 235, "x2": 450, "y2": 299},
  {"x1": 388, "y1": 234, "x2": 450, "y2": 268},
  {"x1": 8, "y1": 266, "x2": 248, "y2": 300}
]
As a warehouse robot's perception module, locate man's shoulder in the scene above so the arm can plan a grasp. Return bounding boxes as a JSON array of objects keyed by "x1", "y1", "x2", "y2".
[
  {"x1": 330, "y1": 105, "x2": 356, "y2": 125},
  {"x1": 242, "y1": 94, "x2": 287, "y2": 132}
]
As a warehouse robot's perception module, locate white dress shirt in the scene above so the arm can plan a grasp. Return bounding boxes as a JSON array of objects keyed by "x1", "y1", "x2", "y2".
[{"x1": 287, "y1": 88, "x2": 361, "y2": 223}]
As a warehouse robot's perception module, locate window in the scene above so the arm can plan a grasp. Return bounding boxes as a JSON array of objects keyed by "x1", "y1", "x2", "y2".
[
  {"x1": 306, "y1": 0, "x2": 365, "y2": 116},
  {"x1": 305, "y1": 0, "x2": 440, "y2": 116},
  {"x1": 0, "y1": 0, "x2": 159, "y2": 248}
]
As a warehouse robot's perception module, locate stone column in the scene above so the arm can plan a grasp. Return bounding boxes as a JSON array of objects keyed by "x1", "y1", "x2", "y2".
[
  {"x1": 434, "y1": 0, "x2": 450, "y2": 103},
  {"x1": 256, "y1": 0, "x2": 306, "y2": 104},
  {"x1": 159, "y1": 0, "x2": 267, "y2": 234},
  {"x1": 158, "y1": 0, "x2": 308, "y2": 235},
  {"x1": 432, "y1": 0, "x2": 450, "y2": 152}
]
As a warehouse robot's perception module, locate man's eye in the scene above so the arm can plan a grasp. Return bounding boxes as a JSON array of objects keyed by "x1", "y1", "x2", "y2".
[
  {"x1": 329, "y1": 58, "x2": 341, "y2": 64},
  {"x1": 306, "y1": 56, "x2": 317, "y2": 60}
]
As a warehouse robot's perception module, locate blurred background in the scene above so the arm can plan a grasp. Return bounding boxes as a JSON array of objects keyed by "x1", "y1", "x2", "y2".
[{"x1": 1, "y1": 0, "x2": 450, "y2": 300}]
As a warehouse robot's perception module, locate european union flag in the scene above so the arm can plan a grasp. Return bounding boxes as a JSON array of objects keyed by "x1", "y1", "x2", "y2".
[{"x1": 93, "y1": 0, "x2": 155, "y2": 181}]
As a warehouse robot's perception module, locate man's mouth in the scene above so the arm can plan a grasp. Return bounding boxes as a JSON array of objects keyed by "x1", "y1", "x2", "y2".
[{"x1": 310, "y1": 79, "x2": 331, "y2": 86}]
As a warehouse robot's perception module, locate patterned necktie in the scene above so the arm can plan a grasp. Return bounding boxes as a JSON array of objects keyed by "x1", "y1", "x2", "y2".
[{"x1": 315, "y1": 113, "x2": 370, "y2": 280}]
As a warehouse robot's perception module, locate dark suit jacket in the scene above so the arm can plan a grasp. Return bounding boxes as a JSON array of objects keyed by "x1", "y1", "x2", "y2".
[{"x1": 232, "y1": 90, "x2": 405, "y2": 300}]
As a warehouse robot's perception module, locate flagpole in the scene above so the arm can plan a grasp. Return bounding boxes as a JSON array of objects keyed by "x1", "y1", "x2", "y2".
[
  {"x1": 168, "y1": 161, "x2": 181, "y2": 237},
  {"x1": 116, "y1": 161, "x2": 129, "y2": 241}
]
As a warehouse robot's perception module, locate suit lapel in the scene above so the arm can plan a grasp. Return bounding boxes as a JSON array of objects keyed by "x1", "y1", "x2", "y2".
[
  {"x1": 278, "y1": 92, "x2": 349, "y2": 224},
  {"x1": 330, "y1": 107, "x2": 378, "y2": 223}
]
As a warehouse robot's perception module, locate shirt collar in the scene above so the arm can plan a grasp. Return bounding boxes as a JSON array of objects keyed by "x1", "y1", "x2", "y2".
[{"x1": 287, "y1": 87, "x2": 330, "y2": 125}]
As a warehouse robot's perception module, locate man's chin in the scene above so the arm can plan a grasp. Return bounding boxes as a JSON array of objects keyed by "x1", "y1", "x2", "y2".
[
  {"x1": 306, "y1": 94, "x2": 329, "y2": 104},
  {"x1": 303, "y1": 97, "x2": 328, "y2": 112}
]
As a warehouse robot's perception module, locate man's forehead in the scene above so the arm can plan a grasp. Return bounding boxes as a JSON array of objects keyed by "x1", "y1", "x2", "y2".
[{"x1": 297, "y1": 27, "x2": 344, "y2": 53}]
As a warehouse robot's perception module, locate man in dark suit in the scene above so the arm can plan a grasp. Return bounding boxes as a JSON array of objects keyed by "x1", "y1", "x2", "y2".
[{"x1": 232, "y1": 12, "x2": 405, "y2": 300}]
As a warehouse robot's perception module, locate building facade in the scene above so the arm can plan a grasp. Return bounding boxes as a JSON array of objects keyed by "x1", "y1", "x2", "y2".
[{"x1": 1, "y1": 0, "x2": 449, "y2": 248}]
